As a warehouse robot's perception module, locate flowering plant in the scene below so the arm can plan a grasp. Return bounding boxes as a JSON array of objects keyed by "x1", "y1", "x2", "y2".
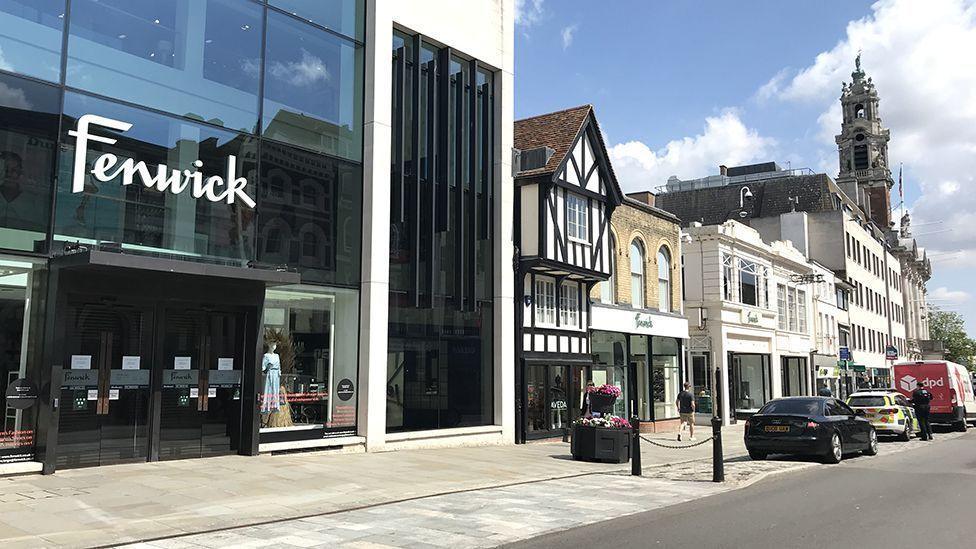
[
  {"x1": 575, "y1": 414, "x2": 632, "y2": 430},
  {"x1": 585, "y1": 384, "x2": 622, "y2": 398}
]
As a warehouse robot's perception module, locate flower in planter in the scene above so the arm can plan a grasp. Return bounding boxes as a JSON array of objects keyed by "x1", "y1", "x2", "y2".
[
  {"x1": 585, "y1": 384, "x2": 622, "y2": 398},
  {"x1": 575, "y1": 414, "x2": 632, "y2": 429}
]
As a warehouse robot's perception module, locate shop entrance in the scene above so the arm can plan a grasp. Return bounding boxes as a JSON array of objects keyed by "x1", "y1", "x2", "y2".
[
  {"x1": 56, "y1": 299, "x2": 247, "y2": 469},
  {"x1": 46, "y1": 262, "x2": 268, "y2": 471}
]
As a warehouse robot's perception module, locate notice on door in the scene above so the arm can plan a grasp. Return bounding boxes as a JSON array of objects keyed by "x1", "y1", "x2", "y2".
[
  {"x1": 208, "y1": 388, "x2": 217, "y2": 398},
  {"x1": 71, "y1": 355, "x2": 92, "y2": 370},
  {"x1": 189, "y1": 388, "x2": 199, "y2": 398},
  {"x1": 217, "y1": 358, "x2": 234, "y2": 371},
  {"x1": 108, "y1": 389, "x2": 119, "y2": 401},
  {"x1": 174, "y1": 357, "x2": 192, "y2": 370},
  {"x1": 86, "y1": 389, "x2": 98, "y2": 401},
  {"x1": 122, "y1": 356, "x2": 141, "y2": 370}
]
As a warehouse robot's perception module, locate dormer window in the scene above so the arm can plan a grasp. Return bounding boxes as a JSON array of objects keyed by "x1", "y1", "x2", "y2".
[{"x1": 566, "y1": 193, "x2": 588, "y2": 242}]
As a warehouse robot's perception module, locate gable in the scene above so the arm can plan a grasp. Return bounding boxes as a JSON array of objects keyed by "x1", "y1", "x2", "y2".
[{"x1": 555, "y1": 120, "x2": 613, "y2": 199}]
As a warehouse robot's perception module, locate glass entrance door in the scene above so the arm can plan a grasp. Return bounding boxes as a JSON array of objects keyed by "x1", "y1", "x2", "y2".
[
  {"x1": 58, "y1": 302, "x2": 153, "y2": 469},
  {"x1": 159, "y1": 308, "x2": 245, "y2": 460}
]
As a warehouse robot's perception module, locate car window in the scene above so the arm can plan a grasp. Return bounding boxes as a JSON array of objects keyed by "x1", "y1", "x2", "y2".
[
  {"x1": 848, "y1": 396, "x2": 886, "y2": 407},
  {"x1": 836, "y1": 401, "x2": 856, "y2": 416},
  {"x1": 895, "y1": 395, "x2": 911, "y2": 407},
  {"x1": 759, "y1": 399, "x2": 822, "y2": 416},
  {"x1": 826, "y1": 400, "x2": 853, "y2": 416}
]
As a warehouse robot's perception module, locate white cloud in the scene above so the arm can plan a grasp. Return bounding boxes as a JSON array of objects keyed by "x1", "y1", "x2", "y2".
[
  {"x1": 0, "y1": 46, "x2": 10, "y2": 72},
  {"x1": 266, "y1": 49, "x2": 331, "y2": 87},
  {"x1": 515, "y1": 0, "x2": 545, "y2": 27},
  {"x1": 0, "y1": 82, "x2": 32, "y2": 110},
  {"x1": 929, "y1": 286, "x2": 971, "y2": 303},
  {"x1": 608, "y1": 110, "x2": 776, "y2": 193},
  {"x1": 763, "y1": 0, "x2": 976, "y2": 280},
  {"x1": 561, "y1": 24, "x2": 578, "y2": 50},
  {"x1": 755, "y1": 68, "x2": 790, "y2": 102}
]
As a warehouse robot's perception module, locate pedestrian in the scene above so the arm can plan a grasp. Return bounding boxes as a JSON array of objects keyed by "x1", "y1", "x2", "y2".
[
  {"x1": 676, "y1": 382, "x2": 696, "y2": 441},
  {"x1": 911, "y1": 384, "x2": 934, "y2": 441},
  {"x1": 818, "y1": 385, "x2": 833, "y2": 397},
  {"x1": 580, "y1": 380, "x2": 595, "y2": 416}
]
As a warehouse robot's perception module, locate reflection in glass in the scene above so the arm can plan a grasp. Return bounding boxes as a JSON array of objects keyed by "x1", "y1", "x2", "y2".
[
  {"x1": 260, "y1": 285, "x2": 359, "y2": 433},
  {"x1": 257, "y1": 141, "x2": 362, "y2": 286},
  {"x1": 270, "y1": 0, "x2": 364, "y2": 41},
  {"x1": 0, "y1": 259, "x2": 38, "y2": 465},
  {"x1": 0, "y1": 0, "x2": 65, "y2": 82},
  {"x1": 732, "y1": 353, "x2": 769, "y2": 415},
  {"x1": 0, "y1": 73, "x2": 60, "y2": 253},
  {"x1": 262, "y1": 10, "x2": 363, "y2": 161},
  {"x1": 66, "y1": 0, "x2": 263, "y2": 133},
  {"x1": 55, "y1": 92, "x2": 258, "y2": 262},
  {"x1": 591, "y1": 330, "x2": 628, "y2": 417},
  {"x1": 652, "y1": 336, "x2": 679, "y2": 420}
]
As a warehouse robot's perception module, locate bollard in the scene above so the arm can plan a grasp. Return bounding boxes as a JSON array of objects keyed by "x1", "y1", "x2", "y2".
[
  {"x1": 711, "y1": 416, "x2": 724, "y2": 483},
  {"x1": 631, "y1": 415, "x2": 641, "y2": 476}
]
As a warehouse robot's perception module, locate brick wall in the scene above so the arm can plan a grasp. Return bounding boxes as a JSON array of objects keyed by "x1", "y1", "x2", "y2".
[{"x1": 590, "y1": 202, "x2": 683, "y2": 312}]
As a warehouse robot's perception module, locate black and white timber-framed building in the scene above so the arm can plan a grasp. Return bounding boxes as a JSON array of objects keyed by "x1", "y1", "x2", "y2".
[{"x1": 513, "y1": 105, "x2": 624, "y2": 442}]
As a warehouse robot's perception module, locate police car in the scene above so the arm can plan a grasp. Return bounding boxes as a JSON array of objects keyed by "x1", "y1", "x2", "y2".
[{"x1": 846, "y1": 391, "x2": 917, "y2": 441}]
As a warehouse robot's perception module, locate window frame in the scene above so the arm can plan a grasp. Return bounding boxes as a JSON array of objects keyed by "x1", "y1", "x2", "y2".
[
  {"x1": 657, "y1": 246, "x2": 671, "y2": 313},
  {"x1": 565, "y1": 193, "x2": 589, "y2": 244},
  {"x1": 559, "y1": 282, "x2": 580, "y2": 327},
  {"x1": 534, "y1": 277, "x2": 557, "y2": 327},
  {"x1": 630, "y1": 240, "x2": 645, "y2": 309}
]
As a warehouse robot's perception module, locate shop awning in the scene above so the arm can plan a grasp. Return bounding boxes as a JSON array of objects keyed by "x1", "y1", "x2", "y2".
[{"x1": 52, "y1": 248, "x2": 301, "y2": 286}]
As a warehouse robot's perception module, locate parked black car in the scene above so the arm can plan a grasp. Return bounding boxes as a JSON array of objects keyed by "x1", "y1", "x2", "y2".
[{"x1": 744, "y1": 397, "x2": 878, "y2": 464}]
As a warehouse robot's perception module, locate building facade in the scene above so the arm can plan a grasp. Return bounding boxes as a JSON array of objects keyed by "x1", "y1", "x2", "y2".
[
  {"x1": 589, "y1": 195, "x2": 689, "y2": 432},
  {"x1": 0, "y1": 0, "x2": 515, "y2": 474},
  {"x1": 682, "y1": 221, "x2": 821, "y2": 425},
  {"x1": 513, "y1": 105, "x2": 623, "y2": 441}
]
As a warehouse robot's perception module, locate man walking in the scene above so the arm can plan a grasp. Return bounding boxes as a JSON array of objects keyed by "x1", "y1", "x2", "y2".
[
  {"x1": 676, "y1": 382, "x2": 696, "y2": 441},
  {"x1": 911, "y1": 384, "x2": 934, "y2": 441}
]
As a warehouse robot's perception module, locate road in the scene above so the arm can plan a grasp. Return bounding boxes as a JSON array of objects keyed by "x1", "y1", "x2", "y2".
[{"x1": 508, "y1": 430, "x2": 976, "y2": 549}]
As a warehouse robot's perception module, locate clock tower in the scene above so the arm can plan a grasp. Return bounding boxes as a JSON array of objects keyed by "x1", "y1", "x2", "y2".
[{"x1": 835, "y1": 54, "x2": 894, "y2": 228}]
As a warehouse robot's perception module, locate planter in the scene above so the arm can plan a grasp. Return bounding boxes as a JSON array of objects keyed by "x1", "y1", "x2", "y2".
[
  {"x1": 571, "y1": 424, "x2": 631, "y2": 464},
  {"x1": 587, "y1": 393, "x2": 617, "y2": 414}
]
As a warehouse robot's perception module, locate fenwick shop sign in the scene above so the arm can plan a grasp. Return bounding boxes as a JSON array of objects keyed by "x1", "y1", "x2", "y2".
[{"x1": 69, "y1": 114, "x2": 256, "y2": 208}]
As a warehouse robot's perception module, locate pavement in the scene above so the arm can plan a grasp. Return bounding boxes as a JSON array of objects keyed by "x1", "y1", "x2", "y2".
[
  {"x1": 510, "y1": 428, "x2": 974, "y2": 549},
  {"x1": 0, "y1": 425, "x2": 745, "y2": 548}
]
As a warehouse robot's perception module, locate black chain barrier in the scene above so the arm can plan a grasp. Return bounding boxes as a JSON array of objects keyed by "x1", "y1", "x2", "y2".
[
  {"x1": 630, "y1": 415, "x2": 725, "y2": 482},
  {"x1": 638, "y1": 435, "x2": 714, "y2": 449}
]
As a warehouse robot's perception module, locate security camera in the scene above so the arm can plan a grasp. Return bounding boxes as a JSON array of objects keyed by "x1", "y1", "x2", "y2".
[
  {"x1": 743, "y1": 188, "x2": 754, "y2": 202},
  {"x1": 738, "y1": 210, "x2": 749, "y2": 219}
]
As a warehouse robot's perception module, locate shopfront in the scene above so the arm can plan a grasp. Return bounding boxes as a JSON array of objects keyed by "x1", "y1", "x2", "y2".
[
  {"x1": 0, "y1": 1, "x2": 366, "y2": 472},
  {"x1": 590, "y1": 305, "x2": 689, "y2": 429},
  {"x1": 728, "y1": 353, "x2": 772, "y2": 418}
]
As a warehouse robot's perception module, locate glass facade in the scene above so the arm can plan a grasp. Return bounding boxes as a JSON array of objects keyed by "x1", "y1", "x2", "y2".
[
  {"x1": 592, "y1": 330, "x2": 682, "y2": 422},
  {"x1": 387, "y1": 31, "x2": 496, "y2": 433},
  {"x1": 0, "y1": 257, "x2": 41, "y2": 464},
  {"x1": 0, "y1": 0, "x2": 365, "y2": 458}
]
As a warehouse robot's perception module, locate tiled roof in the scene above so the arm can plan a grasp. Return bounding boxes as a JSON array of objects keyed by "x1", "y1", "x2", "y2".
[
  {"x1": 514, "y1": 105, "x2": 592, "y2": 177},
  {"x1": 655, "y1": 173, "x2": 838, "y2": 226}
]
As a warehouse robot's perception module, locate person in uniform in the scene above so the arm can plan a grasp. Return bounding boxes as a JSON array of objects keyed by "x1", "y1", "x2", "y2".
[{"x1": 911, "y1": 385, "x2": 934, "y2": 441}]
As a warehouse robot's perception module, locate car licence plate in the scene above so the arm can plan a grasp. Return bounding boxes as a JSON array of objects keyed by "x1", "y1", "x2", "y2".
[{"x1": 764, "y1": 425, "x2": 789, "y2": 433}]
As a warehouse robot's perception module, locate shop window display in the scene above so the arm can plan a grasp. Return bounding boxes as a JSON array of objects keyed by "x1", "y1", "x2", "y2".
[
  {"x1": 259, "y1": 285, "x2": 359, "y2": 434},
  {"x1": 0, "y1": 257, "x2": 41, "y2": 464},
  {"x1": 652, "y1": 336, "x2": 680, "y2": 420}
]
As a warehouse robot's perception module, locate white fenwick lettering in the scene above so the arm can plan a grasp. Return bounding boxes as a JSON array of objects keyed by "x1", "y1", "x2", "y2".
[{"x1": 69, "y1": 114, "x2": 255, "y2": 208}]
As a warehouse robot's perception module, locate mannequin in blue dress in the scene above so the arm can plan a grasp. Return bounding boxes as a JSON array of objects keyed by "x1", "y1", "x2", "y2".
[{"x1": 261, "y1": 343, "x2": 282, "y2": 413}]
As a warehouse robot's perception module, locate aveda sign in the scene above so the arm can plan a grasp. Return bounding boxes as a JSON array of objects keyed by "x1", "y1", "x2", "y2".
[{"x1": 68, "y1": 114, "x2": 256, "y2": 208}]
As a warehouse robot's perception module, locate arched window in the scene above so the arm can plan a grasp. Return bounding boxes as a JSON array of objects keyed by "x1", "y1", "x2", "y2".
[
  {"x1": 657, "y1": 246, "x2": 671, "y2": 312},
  {"x1": 854, "y1": 103, "x2": 865, "y2": 119},
  {"x1": 630, "y1": 240, "x2": 645, "y2": 308},
  {"x1": 601, "y1": 235, "x2": 616, "y2": 304}
]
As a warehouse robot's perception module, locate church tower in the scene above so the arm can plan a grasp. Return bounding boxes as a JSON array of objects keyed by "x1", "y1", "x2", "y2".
[{"x1": 835, "y1": 54, "x2": 893, "y2": 228}]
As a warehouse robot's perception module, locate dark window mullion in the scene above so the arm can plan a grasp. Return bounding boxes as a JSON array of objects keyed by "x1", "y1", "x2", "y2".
[
  {"x1": 479, "y1": 81, "x2": 491, "y2": 240},
  {"x1": 425, "y1": 58, "x2": 437, "y2": 308},
  {"x1": 411, "y1": 34, "x2": 422, "y2": 308},
  {"x1": 453, "y1": 68, "x2": 465, "y2": 311},
  {"x1": 466, "y1": 59, "x2": 478, "y2": 312},
  {"x1": 436, "y1": 47, "x2": 451, "y2": 232}
]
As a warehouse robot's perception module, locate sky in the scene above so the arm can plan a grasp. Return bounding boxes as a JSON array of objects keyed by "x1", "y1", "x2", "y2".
[{"x1": 514, "y1": 0, "x2": 976, "y2": 336}]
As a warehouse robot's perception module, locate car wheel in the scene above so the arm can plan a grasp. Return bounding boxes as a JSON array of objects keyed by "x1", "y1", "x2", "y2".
[
  {"x1": 863, "y1": 429, "x2": 879, "y2": 456},
  {"x1": 823, "y1": 432, "x2": 842, "y2": 464},
  {"x1": 748, "y1": 450, "x2": 767, "y2": 460},
  {"x1": 899, "y1": 421, "x2": 912, "y2": 442}
]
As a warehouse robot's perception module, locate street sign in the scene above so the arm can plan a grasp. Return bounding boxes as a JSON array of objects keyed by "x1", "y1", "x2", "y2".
[
  {"x1": 839, "y1": 346, "x2": 851, "y2": 361},
  {"x1": 885, "y1": 345, "x2": 898, "y2": 360}
]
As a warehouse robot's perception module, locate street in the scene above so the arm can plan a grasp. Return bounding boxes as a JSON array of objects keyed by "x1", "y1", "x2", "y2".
[{"x1": 509, "y1": 428, "x2": 976, "y2": 549}]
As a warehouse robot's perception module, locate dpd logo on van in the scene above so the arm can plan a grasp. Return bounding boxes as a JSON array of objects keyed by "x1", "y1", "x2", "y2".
[{"x1": 899, "y1": 375, "x2": 917, "y2": 392}]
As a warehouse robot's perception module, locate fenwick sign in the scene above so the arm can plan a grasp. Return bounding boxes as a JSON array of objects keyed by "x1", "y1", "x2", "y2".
[{"x1": 68, "y1": 114, "x2": 256, "y2": 208}]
